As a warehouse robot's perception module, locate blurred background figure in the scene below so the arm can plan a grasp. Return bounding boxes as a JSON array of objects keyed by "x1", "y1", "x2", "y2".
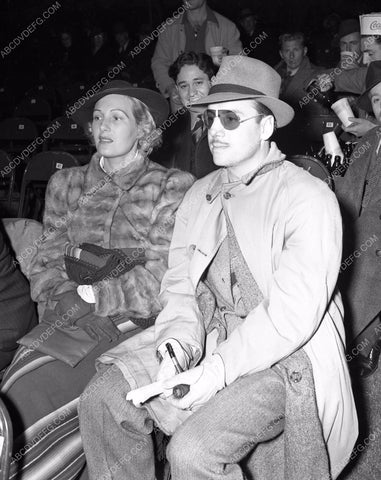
[
  {"x1": 311, "y1": 12, "x2": 341, "y2": 68},
  {"x1": 151, "y1": 0, "x2": 242, "y2": 112},
  {"x1": 0, "y1": 227, "x2": 37, "y2": 374},
  {"x1": 236, "y1": 7, "x2": 279, "y2": 66},
  {"x1": 274, "y1": 32, "x2": 324, "y2": 154},
  {"x1": 88, "y1": 25, "x2": 113, "y2": 81}
]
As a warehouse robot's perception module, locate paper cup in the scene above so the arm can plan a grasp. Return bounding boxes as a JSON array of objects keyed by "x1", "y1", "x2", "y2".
[
  {"x1": 323, "y1": 131, "x2": 344, "y2": 164},
  {"x1": 331, "y1": 98, "x2": 355, "y2": 127},
  {"x1": 210, "y1": 46, "x2": 225, "y2": 66}
]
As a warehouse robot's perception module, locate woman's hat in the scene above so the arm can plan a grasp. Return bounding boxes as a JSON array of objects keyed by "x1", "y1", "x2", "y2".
[
  {"x1": 191, "y1": 56, "x2": 294, "y2": 127},
  {"x1": 71, "y1": 80, "x2": 169, "y2": 128},
  {"x1": 358, "y1": 61, "x2": 381, "y2": 112}
]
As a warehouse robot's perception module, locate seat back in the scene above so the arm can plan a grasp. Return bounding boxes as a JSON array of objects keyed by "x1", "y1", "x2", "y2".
[
  {"x1": 0, "y1": 118, "x2": 39, "y2": 154},
  {"x1": 288, "y1": 155, "x2": 334, "y2": 191},
  {"x1": 0, "y1": 397, "x2": 13, "y2": 480},
  {"x1": 18, "y1": 151, "x2": 80, "y2": 219},
  {"x1": 14, "y1": 96, "x2": 52, "y2": 126},
  {"x1": 0, "y1": 151, "x2": 15, "y2": 206},
  {"x1": 48, "y1": 116, "x2": 91, "y2": 158}
]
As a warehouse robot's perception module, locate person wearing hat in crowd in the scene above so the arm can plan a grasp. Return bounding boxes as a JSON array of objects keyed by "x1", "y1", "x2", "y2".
[
  {"x1": 237, "y1": 7, "x2": 279, "y2": 66},
  {"x1": 79, "y1": 56, "x2": 357, "y2": 480},
  {"x1": 0, "y1": 81, "x2": 194, "y2": 480},
  {"x1": 151, "y1": 0, "x2": 242, "y2": 112},
  {"x1": 337, "y1": 18, "x2": 363, "y2": 70},
  {"x1": 336, "y1": 60, "x2": 381, "y2": 379},
  {"x1": 315, "y1": 13, "x2": 381, "y2": 137}
]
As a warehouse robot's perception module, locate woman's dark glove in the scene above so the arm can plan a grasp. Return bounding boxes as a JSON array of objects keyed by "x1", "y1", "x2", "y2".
[
  {"x1": 53, "y1": 290, "x2": 94, "y2": 325},
  {"x1": 53, "y1": 291, "x2": 120, "y2": 342},
  {"x1": 75, "y1": 315, "x2": 121, "y2": 342}
]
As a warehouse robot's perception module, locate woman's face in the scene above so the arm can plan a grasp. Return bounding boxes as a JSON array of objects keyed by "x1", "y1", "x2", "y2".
[{"x1": 92, "y1": 94, "x2": 140, "y2": 165}]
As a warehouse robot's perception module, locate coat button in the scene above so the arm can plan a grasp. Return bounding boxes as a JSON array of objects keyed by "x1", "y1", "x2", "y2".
[
  {"x1": 376, "y1": 249, "x2": 381, "y2": 257},
  {"x1": 223, "y1": 192, "x2": 232, "y2": 199},
  {"x1": 206, "y1": 194, "x2": 212, "y2": 202},
  {"x1": 290, "y1": 371, "x2": 302, "y2": 383},
  {"x1": 220, "y1": 306, "x2": 227, "y2": 312}
]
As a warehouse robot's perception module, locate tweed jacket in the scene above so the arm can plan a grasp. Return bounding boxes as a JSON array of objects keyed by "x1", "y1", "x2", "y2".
[
  {"x1": 335, "y1": 126, "x2": 381, "y2": 339},
  {"x1": 151, "y1": 8, "x2": 242, "y2": 95},
  {"x1": 29, "y1": 152, "x2": 194, "y2": 319}
]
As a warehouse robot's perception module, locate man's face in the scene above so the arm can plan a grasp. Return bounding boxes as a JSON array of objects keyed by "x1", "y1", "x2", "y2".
[
  {"x1": 176, "y1": 64, "x2": 211, "y2": 107},
  {"x1": 370, "y1": 82, "x2": 381, "y2": 122},
  {"x1": 280, "y1": 40, "x2": 306, "y2": 71},
  {"x1": 340, "y1": 32, "x2": 361, "y2": 55},
  {"x1": 240, "y1": 15, "x2": 256, "y2": 35},
  {"x1": 61, "y1": 33, "x2": 72, "y2": 48},
  {"x1": 362, "y1": 36, "x2": 381, "y2": 64},
  {"x1": 207, "y1": 100, "x2": 268, "y2": 174}
]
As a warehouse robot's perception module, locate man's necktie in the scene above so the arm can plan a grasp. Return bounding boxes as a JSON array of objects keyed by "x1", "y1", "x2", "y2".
[{"x1": 191, "y1": 116, "x2": 204, "y2": 144}]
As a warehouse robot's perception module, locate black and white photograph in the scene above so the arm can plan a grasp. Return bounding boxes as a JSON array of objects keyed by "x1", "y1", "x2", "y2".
[{"x1": 0, "y1": 0, "x2": 380, "y2": 479}]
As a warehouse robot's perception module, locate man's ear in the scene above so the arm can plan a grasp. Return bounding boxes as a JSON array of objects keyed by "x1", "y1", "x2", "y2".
[
  {"x1": 303, "y1": 46, "x2": 308, "y2": 56},
  {"x1": 260, "y1": 115, "x2": 275, "y2": 140},
  {"x1": 279, "y1": 50, "x2": 284, "y2": 61}
]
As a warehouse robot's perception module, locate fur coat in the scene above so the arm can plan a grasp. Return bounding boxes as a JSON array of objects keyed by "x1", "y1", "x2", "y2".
[{"x1": 29, "y1": 152, "x2": 194, "y2": 319}]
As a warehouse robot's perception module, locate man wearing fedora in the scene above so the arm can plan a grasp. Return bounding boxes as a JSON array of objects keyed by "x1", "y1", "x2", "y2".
[{"x1": 79, "y1": 57, "x2": 357, "y2": 480}]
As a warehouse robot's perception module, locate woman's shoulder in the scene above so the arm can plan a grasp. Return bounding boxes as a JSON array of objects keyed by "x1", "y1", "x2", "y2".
[{"x1": 146, "y1": 160, "x2": 195, "y2": 190}]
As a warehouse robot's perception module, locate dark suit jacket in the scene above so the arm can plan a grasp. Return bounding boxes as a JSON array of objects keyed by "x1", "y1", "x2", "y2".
[
  {"x1": 154, "y1": 109, "x2": 217, "y2": 179},
  {"x1": 0, "y1": 229, "x2": 37, "y2": 370},
  {"x1": 335, "y1": 126, "x2": 381, "y2": 340}
]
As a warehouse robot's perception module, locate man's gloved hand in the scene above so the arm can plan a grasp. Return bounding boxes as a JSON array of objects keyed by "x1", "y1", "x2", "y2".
[
  {"x1": 156, "y1": 340, "x2": 190, "y2": 381},
  {"x1": 75, "y1": 314, "x2": 121, "y2": 343},
  {"x1": 53, "y1": 290, "x2": 94, "y2": 325},
  {"x1": 162, "y1": 354, "x2": 225, "y2": 411}
]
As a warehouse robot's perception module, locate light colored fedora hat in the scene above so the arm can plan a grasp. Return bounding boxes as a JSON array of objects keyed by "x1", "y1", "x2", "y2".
[{"x1": 191, "y1": 56, "x2": 294, "y2": 127}]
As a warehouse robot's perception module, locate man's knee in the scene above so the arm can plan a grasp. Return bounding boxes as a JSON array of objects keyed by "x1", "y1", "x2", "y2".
[
  {"x1": 79, "y1": 365, "x2": 125, "y2": 420},
  {"x1": 167, "y1": 426, "x2": 203, "y2": 471}
]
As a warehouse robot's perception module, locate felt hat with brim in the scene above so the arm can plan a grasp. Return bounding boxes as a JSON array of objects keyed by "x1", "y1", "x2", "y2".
[
  {"x1": 71, "y1": 80, "x2": 169, "y2": 128},
  {"x1": 358, "y1": 60, "x2": 381, "y2": 112},
  {"x1": 338, "y1": 19, "x2": 360, "y2": 39},
  {"x1": 190, "y1": 56, "x2": 294, "y2": 127}
]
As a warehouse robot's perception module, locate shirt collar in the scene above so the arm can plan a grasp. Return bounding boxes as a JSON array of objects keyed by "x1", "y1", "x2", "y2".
[{"x1": 182, "y1": 5, "x2": 218, "y2": 25}]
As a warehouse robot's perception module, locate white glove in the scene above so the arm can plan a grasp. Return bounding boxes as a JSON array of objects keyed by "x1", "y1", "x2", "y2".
[
  {"x1": 156, "y1": 340, "x2": 190, "y2": 398},
  {"x1": 162, "y1": 354, "x2": 225, "y2": 411},
  {"x1": 77, "y1": 285, "x2": 96, "y2": 303}
]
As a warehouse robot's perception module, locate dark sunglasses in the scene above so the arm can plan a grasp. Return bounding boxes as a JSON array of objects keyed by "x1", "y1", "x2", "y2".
[{"x1": 202, "y1": 109, "x2": 264, "y2": 130}]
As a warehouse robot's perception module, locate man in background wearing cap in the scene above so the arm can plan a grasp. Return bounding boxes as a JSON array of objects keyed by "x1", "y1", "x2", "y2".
[
  {"x1": 151, "y1": 0, "x2": 242, "y2": 112},
  {"x1": 336, "y1": 60, "x2": 381, "y2": 381},
  {"x1": 79, "y1": 56, "x2": 357, "y2": 480}
]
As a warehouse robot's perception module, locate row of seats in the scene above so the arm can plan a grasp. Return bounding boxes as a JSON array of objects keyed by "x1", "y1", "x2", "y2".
[
  {"x1": 0, "y1": 150, "x2": 81, "y2": 221},
  {"x1": 0, "y1": 81, "x2": 89, "y2": 123},
  {"x1": 0, "y1": 116, "x2": 92, "y2": 167}
]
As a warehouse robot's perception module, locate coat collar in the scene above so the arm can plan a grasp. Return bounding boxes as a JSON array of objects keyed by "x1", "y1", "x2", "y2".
[
  {"x1": 84, "y1": 152, "x2": 150, "y2": 193},
  {"x1": 205, "y1": 142, "x2": 285, "y2": 204}
]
